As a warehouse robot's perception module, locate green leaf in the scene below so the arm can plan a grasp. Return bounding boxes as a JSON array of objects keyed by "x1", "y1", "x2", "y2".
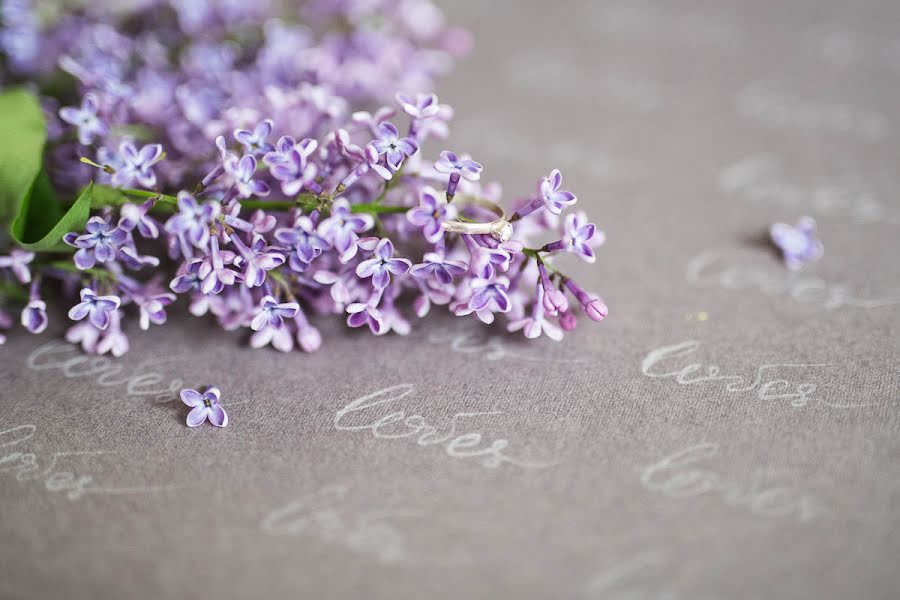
[
  {"x1": 12, "y1": 182, "x2": 93, "y2": 251},
  {"x1": 0, "y1": 87, "x2": 46, "y2": 225},
  {"x1": 0, "y1": 87, "x2": 92, "y2": 251}
]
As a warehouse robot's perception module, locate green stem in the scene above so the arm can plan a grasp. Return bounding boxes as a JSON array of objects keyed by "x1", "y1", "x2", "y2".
[
  {"x1": 94, "y1": 185, "x2": 409, "y2": 216},
  {"x1": 522, "y1": 247, "x2": 563, "y2": 277},
  {"x1": 47, "y1": 260, "x2": 117, "y2": 282}
]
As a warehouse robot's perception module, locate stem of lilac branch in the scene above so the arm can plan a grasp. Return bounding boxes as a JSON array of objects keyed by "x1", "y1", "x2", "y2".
[{"x1": 94, "y1": 186, "x2": 409, "y2": 216}]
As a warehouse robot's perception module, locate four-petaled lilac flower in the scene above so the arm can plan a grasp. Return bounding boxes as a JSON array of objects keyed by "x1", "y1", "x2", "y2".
[
  {"x1": 540, "y1": 169, "x2": 577, "y2": 214},
  {"x1": 135, "y1": 292, "x2": 176, "y2": 330},
  {"x1": 119, "y1": 200, "x2": 159, "y2": 239},
  {"x1": 181, "y1": 386, "x2": 228, "y2": 428},
  {"x1": 264, "y1": 135, "x2": 318, "y2": 165},
  {"x1": 232, "y1": 234, "x2": 285, "y2": 288},
  {"x1": 68, "y1": 288, "x2": 121, "y2": 330},
  {"x1": 317, "y1": 199, "x2": 374, "y2": 262},
  {"x1": 250, "y1": 295, "x2": 300, "y2": 332},
  {"x1": 352, "y1": 106, "x2": 396, "y2": 135},
  {"x1": 170, "y1": 258, "x2": 203, "y2": 294},
  {"x1": 275, "y1": 216, "x2": 329, "y2": 270},
  {"x1": 434, "y1": 151, "x2": 482, "y2": 199},
  {"x1": 96, "y1": 310, "x2": 129, "y2": 357},
  {"x1": 511, "y1": 168, "x2": 577, "y2": 221},
  {"x1": 234, "y1": 119, "x2": 274, "y2": 155},
  {"x1": 507, "y1": 285, "x2": 563, "y2": 341},
  {"x1": 111, "y1": 141, "x2": 164, "y2": 188},
  {"x1": 0, "y1": 248, "x2": 35, "y2": 283},
  {"x1": 165, "y1": 192, "x2": 220, "y2": 249},
  {"x1": 346, "y1": 302, "x2": 386, "y2": 335},
  {"x1": 468, "y1": 276, "x2": 511, "y2": 314},
  {"x1": 225, "y1": 154, "x2": 270, "y2": 198},
  {"x1": 268, "y1": 148, "x2": 318, "y2": 196},
  {"x1": 396, "y1": 92, "x2": 440, "y2": 120},
  {"x1": 410, "y1": 252, "x2": 467, "y2": 285},
  {"x1": 407, "y1": 186, "x2": 457, "y2": 243},
  {"x1": 197, "y1": 237, "x2": 239, "y2": 294},
  {"x1": 356, "y1": 238, "x2": 411, "y2": 289},
  {"x1": 66, "y1": 216, "x2": 127, "y2": 270},
  {"x1": 365, "y1": 122, "x2": 418, "y2": 179},
  {"x1": 251, "y1": 320, "x2": 295, "y2": 352},
  {"x1": 545, "y1": 212, "x2": 603, "y2": 263},
  {"x1": 59, "y1": 93, "x2": 107, "y2": 145},
  {"x1": 770, "y1": 216, "x2": 823, "y2": 271}
]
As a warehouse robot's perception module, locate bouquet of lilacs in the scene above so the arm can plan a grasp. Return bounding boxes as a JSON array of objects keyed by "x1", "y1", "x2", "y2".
[{"x1": 0, "y1": 0, "x2": 607, "y2": 355}]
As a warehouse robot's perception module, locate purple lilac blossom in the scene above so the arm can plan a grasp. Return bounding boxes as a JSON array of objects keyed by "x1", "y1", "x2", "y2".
[
  {"x1": 365, "y1": 122, "x2": 419, "y2": 178},
  {"x1": 111, "y1": 142, "x2": 164, "y2": 188},
  {"x1": 355, "y1": 239, "x2": 412, "y2": 289},
  {"x1": 433, "y1": 151, "x2": 482, "y2": 199},
  {"x1": 407, "y1": 186, "x2": 457, "y2": 243},
  {"x1": 0, "y1": 249, "x2": 35, "y2": 283},
  {"x1": 770, "y1": 216, "x2": 824, "y2": 271},
  {"x1": 65, "y1": 216, "x2": 127, "y2": 269},
  {"x1": 68, "y1": 288, "x2": 121, "y2": 330},
  {"x1": 0, "y1": 5, "x2": 608, "y2": 356},
  {"x1": 181, "y1": 386, "x2": 228, "y2": 428},
  {"x1": 58, "y1": 93, "x2": 107, "y2": 145}
]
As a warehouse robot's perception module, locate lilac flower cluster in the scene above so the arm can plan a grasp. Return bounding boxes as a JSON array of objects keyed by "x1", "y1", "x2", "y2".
[
  {"x1": 1, "y1": 0, "x2": 469, "y2": 191},
  {"x1": 0, "y1": 1, "x2": 609, "y2": 354}
]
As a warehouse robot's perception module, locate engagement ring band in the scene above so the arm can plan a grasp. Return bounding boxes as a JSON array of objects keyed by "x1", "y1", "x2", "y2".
[{"x1": 440, "y1": 197, "x2": 513, "y2": 242}]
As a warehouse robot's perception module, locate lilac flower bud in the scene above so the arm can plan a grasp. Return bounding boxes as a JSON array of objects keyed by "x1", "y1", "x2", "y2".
[
  {"x1": 538, "y1": 262, "x2": 568, "y2": 316},
  {"x1": 21, "y1": 299, "x2": 48, "y2": 334},
  {"x1": 563, "y1": 278, "x2": 608, "y2": 322},
  {"x1": 295, "y1": 317, "x2": 322, "y2": 353},
  {"x1": 558, "y1": 309, "x2": 577, "y2": 332}
]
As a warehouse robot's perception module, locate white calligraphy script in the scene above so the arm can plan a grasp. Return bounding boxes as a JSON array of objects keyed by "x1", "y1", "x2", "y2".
[
  {"x1": 686, "y1": 252, "x2": 900, "y2": 310},
  {"x1": 335, "y1": 385, "x2": 556, "y2": 470},
  {"x1": 641, "y1": 340, "x2": 831, "y2": 408},
  {"x1": 0, "y1": 423, "x2": 176, "y2": 499},
  {"x1": 640, "y1": 443, "x2": 825, "y2": 522}
]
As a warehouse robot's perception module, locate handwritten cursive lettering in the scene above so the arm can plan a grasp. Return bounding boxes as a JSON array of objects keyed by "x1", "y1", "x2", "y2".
[
  {"x1": 0, "y1": 423, "x2": 176, "y2": 500},
  {"x1": 335, "y1": 385, "x2": 556, "y2": 470},
  {"x1": 26, "y1": 341, "x2": 185, "y2": 402},
  {"x1": 640, "y1": 443, "x2": 825, "y2": 522},
  {"x1": 641, "y1": 340, "x2": 830, "y2": 408},
  {"x1": 686, "y1": 252, "x2": 900, "y2": 310}
]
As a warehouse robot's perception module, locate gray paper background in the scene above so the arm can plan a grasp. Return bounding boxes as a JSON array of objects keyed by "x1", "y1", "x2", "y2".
[{"x1": 2, "y1": 1, "x2": 899, "y2": 598}]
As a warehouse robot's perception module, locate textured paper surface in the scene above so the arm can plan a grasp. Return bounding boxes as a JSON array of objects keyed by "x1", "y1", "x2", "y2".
[{"x1": 2, "y1": 1, "x2": 899, "y2": 598}]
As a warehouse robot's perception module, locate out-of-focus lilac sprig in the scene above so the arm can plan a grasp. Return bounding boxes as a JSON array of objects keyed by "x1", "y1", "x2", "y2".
[{"x1": 0, "y1": 0, "x2": 608, "y2": 355}]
